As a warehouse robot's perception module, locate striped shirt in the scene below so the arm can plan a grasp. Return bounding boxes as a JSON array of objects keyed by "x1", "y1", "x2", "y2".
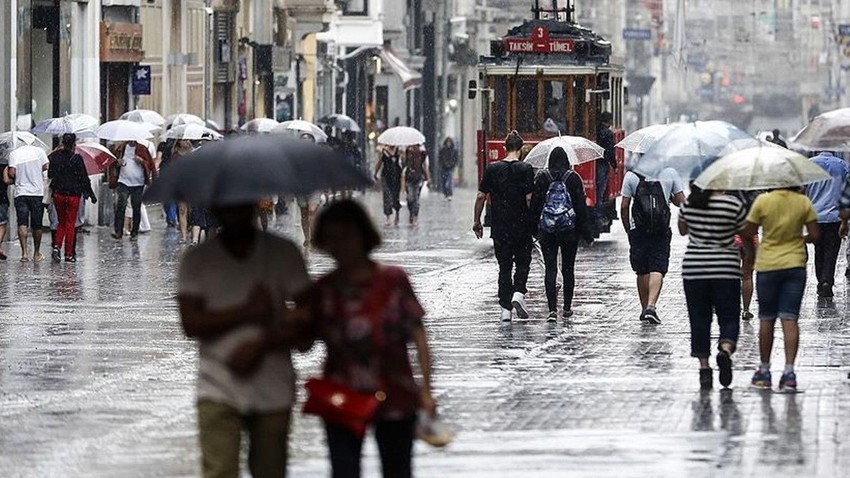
[{"x1": 679, "y1": 194, "x2": 747, "y2": 281}]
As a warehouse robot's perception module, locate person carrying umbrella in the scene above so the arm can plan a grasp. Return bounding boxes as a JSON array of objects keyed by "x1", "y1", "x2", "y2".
[
  {"x1": 804, "y1": 151, "x2": 849, "y2": 297},
  {"x1": 530, "y1": 147, "x2": 592, "y2": 321},
  {"x1": 108, "y1": 140, "x2": 155, "y2": 241},
  {"x1": 47, "y1": 134, "x2": 97, "y2": 263},
  {"x1": 6, "y1": 144, "x2": 50, "y2": 262},
  {"x1": 375, "y1": 144, "x2": 403, "y2": 226}
]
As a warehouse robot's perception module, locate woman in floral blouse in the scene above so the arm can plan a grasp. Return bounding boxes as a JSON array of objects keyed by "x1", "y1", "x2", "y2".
[{"x1": 300, "y1": 199, "x2": 436, "y2": 478}]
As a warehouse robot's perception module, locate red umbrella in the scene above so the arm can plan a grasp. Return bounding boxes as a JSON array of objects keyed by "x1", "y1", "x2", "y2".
[{"x1": 76, "y1": 142, "x2": 116, "y2": 175}]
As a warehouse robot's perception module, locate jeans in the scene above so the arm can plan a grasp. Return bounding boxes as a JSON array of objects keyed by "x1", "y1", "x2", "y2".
[
  {"x1": 406, "y1": 180, "x2": 423, "y2": 218},
  {"x1": 197, "y1": 400, "x2": 291, "y2": 478},
  {"x1": 164, "y1": 202, "x2": 178, "y2": 225},
  {"x1": 52, "y1": 193, "x2": 81, "y2": 256},
  {"x1": 683, "y1": 279, "x2": 741, "y2": 358},
  {"x1": 114, "y1": 183, "x2": 143, "y2": 236},
  {"x1": 493, "y1": 235, "x2": 533, "y2": 310},
  {"x1": 540, "y1": 233, "x2": 579, "y2": 312},
  {"x1": 441, "y1": 167, "x2": 454, "y2": 197},
  {"x1": 814, "y1": 222, "x2": 841, "y2": 286},
  {"x1": 757, "y1": 267, "x2": 806, "y2": 321},
  {"x1": 325, "y1": 417, "x2": 415, "y2": 478}
]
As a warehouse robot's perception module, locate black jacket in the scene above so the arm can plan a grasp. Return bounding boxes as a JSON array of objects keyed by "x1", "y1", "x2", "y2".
[
  {"x1": 48, "y1": 149, "x2": 96, "y2": 199},
  {"x1": 530, "y1": 168, "x2": 591, "y2": 241}
]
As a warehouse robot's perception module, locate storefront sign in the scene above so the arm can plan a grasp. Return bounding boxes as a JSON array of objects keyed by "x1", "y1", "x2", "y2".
[
  {"x1": 100, "y1": 22, "x2": 145, "y2": 63},
  {"x1": 503, "y1": 26, "x2": 576, "y2": 54}
]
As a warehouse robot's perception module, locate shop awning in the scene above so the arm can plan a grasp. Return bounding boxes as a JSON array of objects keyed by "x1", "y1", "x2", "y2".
[{"x1": 380, "y1": 47, "x2": 422, "y2": 91}]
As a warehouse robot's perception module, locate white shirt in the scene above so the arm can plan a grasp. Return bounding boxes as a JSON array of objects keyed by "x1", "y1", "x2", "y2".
[
  {"x1": 118, "y1": 145, "x2": 146, "y2": 187},
  {"x1": 178, "y1": 232, "x2": 310, "y2": 412},
  {"x1": 9, "y1": 145, "x2": 48, "y2": 198}
]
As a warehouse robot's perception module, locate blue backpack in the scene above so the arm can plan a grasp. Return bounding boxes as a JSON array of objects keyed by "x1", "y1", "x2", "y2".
[{"x1": 538, "y1": 170, "x2": 576, "y2": 234}]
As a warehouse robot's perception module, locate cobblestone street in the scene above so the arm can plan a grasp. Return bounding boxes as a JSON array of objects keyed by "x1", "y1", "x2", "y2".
[{"x1": 1, "y1": 188, "x2": 849, "y2": 477}]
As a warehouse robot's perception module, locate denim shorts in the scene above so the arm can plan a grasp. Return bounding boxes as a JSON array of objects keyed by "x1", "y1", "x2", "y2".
[
  {"x1": 756, "y1": 267, "x2": 806, "y2": 321},
  {"x1": 14, "y1": 195, "x2": 44, "y2": 229},
  {"x1": 628, "y1": 228, "x2": 672, "y2": 275}
]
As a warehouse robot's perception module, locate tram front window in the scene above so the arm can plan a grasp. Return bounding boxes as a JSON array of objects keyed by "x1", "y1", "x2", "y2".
[
  {"x1": 515, "y1": 80, "x2": 539, "y2": 133},
  {"x1": 491, "y1": 77, "x2": 508, "y2": 135},
  {"x1": 543, "y1": 80, "x2": 567, "y2": 134}
]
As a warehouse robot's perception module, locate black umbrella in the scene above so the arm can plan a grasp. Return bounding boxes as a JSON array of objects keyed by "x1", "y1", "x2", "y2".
[
  {"x1": 317, "y1": 114, "x2": 361, "y2": 132},
  {"x1": 143, "y1": 135, "x2": 371, "y2": 206}
]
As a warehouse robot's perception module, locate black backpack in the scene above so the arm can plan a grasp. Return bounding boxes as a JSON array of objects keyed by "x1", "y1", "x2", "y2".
[{"x1": 632, "y1": 175, "x2": 671, "y2": 235}]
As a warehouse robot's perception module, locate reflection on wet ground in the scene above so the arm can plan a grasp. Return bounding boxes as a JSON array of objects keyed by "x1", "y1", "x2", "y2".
[{"x1": 0, "y1": 188, "x2": 848, "y2": 477}]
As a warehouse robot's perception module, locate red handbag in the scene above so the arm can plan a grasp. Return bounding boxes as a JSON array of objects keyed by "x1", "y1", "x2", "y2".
[
  {"x1": 302, "y1": 268, "x2": 394, "y2": 438},
  {"x1": 302, "y1": 378, "x2": 386, "y2": 438}
]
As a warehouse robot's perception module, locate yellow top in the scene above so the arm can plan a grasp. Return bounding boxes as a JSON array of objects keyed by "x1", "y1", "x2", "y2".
[{"x1": 746, "y1": 190, "x2": 817, "y2": 272}]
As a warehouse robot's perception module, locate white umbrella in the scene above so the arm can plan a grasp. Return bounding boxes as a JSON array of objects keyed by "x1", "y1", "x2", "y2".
[
  {"x1": 273, "y1": 120, "x2": 328, "y2": 142},
  {"x1": 616, "y1": 124, "x2": 682, "y2": 154},
  {"x1": 121, "y1": 109, "x2": 166, "y2": 127},
  {"x1": 166, "y1": 124, "x2": 223, "y2": 141},
  {"x1": 790, "y1": 107, "x2": 850, "y2": 151},
  {"x1": 0, "y1": 131, "x2": 49, "y2": 151},
  {"x1": 166, "y1": 113, "x2": 205, "y2": 129},
  {"x1": 241, "y1": 118, "x2": 280, "y2": 134},
  {"x1": 523, "y1": 136, "x2": 605, "y2": 168},
  {"x1": 693, "y1": 146, "x2": 831, "y2": 191},
  {"x1": 32, "y1": 114, "x2": 99, "y2": 135},
  {"x1": 95, "y1": 120, "x2": 155, "y2": 142},
  {"x1": 377, "y1": 126, "x2": 426, "y2": 146}
]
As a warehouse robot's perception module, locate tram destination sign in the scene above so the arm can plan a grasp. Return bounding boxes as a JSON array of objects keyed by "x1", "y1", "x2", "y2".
[{"x1": 504, "y1": 26, "x2": 576, "y2": 54}]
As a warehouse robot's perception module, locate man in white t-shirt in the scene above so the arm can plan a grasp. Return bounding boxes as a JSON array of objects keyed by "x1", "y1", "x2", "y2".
[
  {"x1": 178, "y1": 203, "x2": 310, "y2": 478},
  {"x1": 620, "y1": 167, "x2": 685, "y2": 324},
  {"x1": 111, "y1": 141, "x2": 153, "y2": 241},
  {"x1": 6, "y1": 145, "x2": 49, "y2": 262}
]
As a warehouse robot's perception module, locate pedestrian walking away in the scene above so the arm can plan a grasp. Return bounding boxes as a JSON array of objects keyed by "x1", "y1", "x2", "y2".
[
  {"x1": 530, "y1": 146, "x2": 591, "y2": 321},
  {"x1": 767, "y1": 128, "x2": 788, "y2": 148},
  {"x1": 6, "y1": 144, "x2": 49, "y2": 262},
  {"x1": 178, "y1": 204, "x2": 310, "y2": 478},
  {"x1": 678, "y1": 186, "x2": 747, "y2": 389},
  {"x1": 805, "y1": 151, "x2": 849, "y2": 297},
  {"x1": 375, "y1": 145, "x2": 403, "y2": 226},
  {"x1": 595, "y1": 112, "x2": 617, "y2": 225},
  {"x1": 743, "y1": 188, "x2": 819, "y2": 392},
  {"x1": 734, "y1": 190, "x2": 762, "y2": 321},
  {"x1": 473, "y1": 131, "x2": 535, "y2": 322},
  {"x1": 403, "y1": 144, "x2": 430, "y2": 227},
  {"x1": 108, "y1": 141, "x2": 155, "y2": 241},
  {"x1": 297, "y1": 200, "x2": 437, "y2": 478},
  {"x1": 438, "y1": 137, "x2": 459, "y2": 200},
  {"x1": 156, "y1": 137, "x2": 179, "y2": 227},
  {"x1": 620, "y1": 167, "x2": 685, "y2": 324},
  {"x1": 47, "y1": 133, "x2": 97, "y2": 263}
]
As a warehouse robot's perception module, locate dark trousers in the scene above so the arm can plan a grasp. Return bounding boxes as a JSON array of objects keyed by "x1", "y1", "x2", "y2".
[
  {"x1": 814, "y1": 222, "x2": 841, "y2": 286},
  {"x1": 540, "y1": 233, "x2": 579, "y2": 312},
  {"x1": 406, "y1": 180, "x2": 423, "y2": 218},
  {"x1": 441, "y1": 167, "x2": 454, "y2": 197},
  {"x1": 114, "y1": 183, "x2": 143, "y2": 236},
  {"x1": 493, "y1": 235, "x2": 533, "y2": 310},
  {"x1": 683, "y1": 279, "x2": 741, "y2": 358},
  {"x1": 381, "y1": 176, "x2": 401, "y2": 217},
  {"x1": 325, "y1": 417, "x2": 415, "y2": 478}
]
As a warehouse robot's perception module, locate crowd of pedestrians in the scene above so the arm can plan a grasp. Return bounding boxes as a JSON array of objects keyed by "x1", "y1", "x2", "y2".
[{"x1": 473, "y1": 129, "x2": 850, "y2": 393}]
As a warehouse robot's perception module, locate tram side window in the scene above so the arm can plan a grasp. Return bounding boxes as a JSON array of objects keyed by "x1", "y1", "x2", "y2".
[
  {"x1": 573, "y1": 77, "x2": 585, "y2": 136},
  {"x1": 543, "y1": 80, "x2": 567, "y2": 134},
  {"x1": 491, "y1": 77, "x2": 508, "y2": 134},
  {"x1": 516, "y1": 80, "x2": 539, "y2": 133}
]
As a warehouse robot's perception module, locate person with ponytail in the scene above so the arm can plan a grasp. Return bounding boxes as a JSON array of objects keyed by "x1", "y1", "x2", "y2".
[
  {"x1": 473, "y1": 131, "x2": 535, "y2": 322},
  {"x1": 678, "y1": 184, "x2": 747, "y2": 389}
]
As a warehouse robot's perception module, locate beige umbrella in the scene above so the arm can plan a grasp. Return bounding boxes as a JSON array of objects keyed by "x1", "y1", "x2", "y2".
[{"x1": 693, "y1": 146, "x2": 831, "y2": 191}]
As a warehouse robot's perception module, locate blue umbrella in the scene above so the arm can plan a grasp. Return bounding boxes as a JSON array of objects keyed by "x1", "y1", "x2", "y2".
[
  {"x1": 143, "y1": 135, "x2": 371, "y2": 207},
  {"x1": 631, "y1": 121, "x2": 760, "y2": 179}
]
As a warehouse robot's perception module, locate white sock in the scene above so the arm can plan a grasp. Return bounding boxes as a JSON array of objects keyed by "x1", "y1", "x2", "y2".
[
  {"x1": 784, "y1": 364, "x2": 794, "y2": 374},
  {"x1": 759, "y1": 362, "x2": 770, "y2": 373}
]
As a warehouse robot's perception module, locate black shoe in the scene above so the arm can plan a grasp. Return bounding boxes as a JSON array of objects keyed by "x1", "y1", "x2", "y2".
[
  {"x1": 64, "y1": 256, "x2": 76, "y2": 263},
  {"x1": 562, "y1": 310, "x2": 574, "y2": 319},
  {"x1": 741, "y1": 311, "x2": 754, "y2": 321},
  {"x1": 111, "y1": 232, "x2": 122, "y2": 240},
  {"x1": 642, "y1": 308, "x2": 661, "y2": 325},
  {"x1": 699, "y1": 368, "x2": 713, "y2": 390},
  {"x1": 717, "y1": 350, "x2": 733, "y2": 388},
  {"x1": 129, "y1": 234, "x2": 138, "y2": 242},
  {"x1": 822, "y1": 283, "x2": 834, "y2": 298},
  {"x1": 51, "y1": 248, "x2": 61, "y2": 264}
]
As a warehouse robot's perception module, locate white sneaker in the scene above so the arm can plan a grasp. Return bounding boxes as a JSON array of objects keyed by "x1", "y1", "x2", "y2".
[
  {"x1": 500, "y1": 308, "x2": 513, "y2": 322},
  {"x1": 511, "y1": 292, "x2": 529, "y2": 319}
]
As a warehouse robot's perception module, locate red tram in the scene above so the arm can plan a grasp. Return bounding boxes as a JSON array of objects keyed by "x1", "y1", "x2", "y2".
[{"x1": 470, "y1": 1, "x2": 626, "y2": 234}]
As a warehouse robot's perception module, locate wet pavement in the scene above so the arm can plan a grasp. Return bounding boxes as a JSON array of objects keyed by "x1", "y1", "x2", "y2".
[{"x1": 1, "y1": 187, "x2": 849, "y2": 477}]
